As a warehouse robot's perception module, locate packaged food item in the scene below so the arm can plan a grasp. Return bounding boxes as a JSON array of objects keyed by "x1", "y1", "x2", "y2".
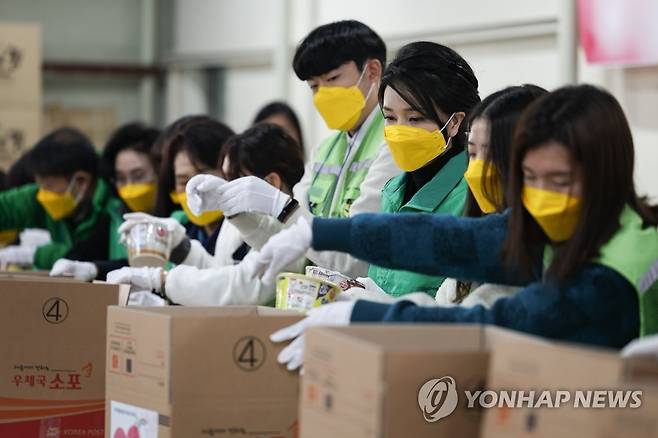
[
  {"x1": 305, "y1": 265, "x2": 366, "y2": 291},
  {"x1": 276, "y1": 273, "x2": 341, "y2": 312},
  {"x1": 124, "y1": 222, "x2": 171, "y2": 267}
]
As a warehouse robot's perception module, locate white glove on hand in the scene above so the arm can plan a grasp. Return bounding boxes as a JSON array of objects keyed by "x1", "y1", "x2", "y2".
[
  {"x1": 185, "y1": 174, "x2": 228, "y2": 216},
  {"x1": 106, "y1": 266, "x2": 163, "y2": 293},
  {"x1": 49, "y1": 259, "x2": 98, "y2": 281},
  {"x1": 127, "y1": 290, "x2": 167, "y2": 307},
  {"x1": 248, "y1": 217, "x2": 312, "y2": 284},
  {"x1": 0, "y1": 245, "x2": 36, "y2": 267},
  {"x1": 19, "y1": 229, "x2": 51, "y2": 247},
  {"x1": 621, "y1": 334, "x2": 658, "y2": 359},
  {"x1": 118, "y1": 213, "x2": 187, "y2": 249},
  {"x1": 213, "y1": 176, "x2": 290, "y2": 217},
  {"x1": 270, "y1": 301, "x2": 355, "y2": 371}
]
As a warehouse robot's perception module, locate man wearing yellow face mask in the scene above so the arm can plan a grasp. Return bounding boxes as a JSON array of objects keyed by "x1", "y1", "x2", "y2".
[
  {"x1": 186, "y1": 20, "x2": 400, "y2": 279},
  {"x1": 0, "y1": 128, "x2": 126, "y2": 270}
]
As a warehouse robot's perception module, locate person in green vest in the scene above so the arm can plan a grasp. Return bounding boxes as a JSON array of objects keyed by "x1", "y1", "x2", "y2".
[
  {"x1": 244, "y1": 85, "x2": 658, "y2": 367},
  {"x1": 0, "y1": 128, "x2": 126, "y2": 270},
  {"x1": 434, "y1": 84, "x2": 548, "y2": 307},
  {"x1": 365, "y1": 41, "x2": 480, "y2": 297},
  {"x1": 185, "y1": 20, "x2": 400, "y2": 279}
]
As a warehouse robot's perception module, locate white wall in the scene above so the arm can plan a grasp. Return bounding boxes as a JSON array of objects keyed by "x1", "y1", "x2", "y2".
[{"x1": 170, "y1": 0, "x2": 658, "y2": 200}]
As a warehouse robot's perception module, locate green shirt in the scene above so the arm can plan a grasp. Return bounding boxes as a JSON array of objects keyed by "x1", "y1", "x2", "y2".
[
  {"x1": 0, "y1": 180, "x2": 126, "y2": 269},
  {"x1": 368, "y1": 150, "x2": 468, "y2": 297}
]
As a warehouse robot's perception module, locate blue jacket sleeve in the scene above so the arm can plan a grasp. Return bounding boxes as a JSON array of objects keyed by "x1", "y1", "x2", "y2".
[
  {"x1": 313, "y1": 211, "x2": 522, "y2": 285},
  {"x1": 351, "y1": 263, "x2": 639, "y2": 349}
]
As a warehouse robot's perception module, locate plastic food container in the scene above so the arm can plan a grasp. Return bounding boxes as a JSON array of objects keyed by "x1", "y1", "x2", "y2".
[
  {"x1": 305, "y1": 266, "x2": 366, "y2": 291},
  {"x1": 125, "y1": 222, "x2": 172, "y2": 267},
  {"x1": 275, "y1": 273, "x2": 341, "y2": 313}
]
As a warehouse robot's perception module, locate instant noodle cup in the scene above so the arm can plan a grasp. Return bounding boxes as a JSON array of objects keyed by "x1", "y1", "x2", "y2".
[
  {"x1": 305, "y1": 265, "x2": 366, "y2": 291},
  {"x1": 276, "y1": 273, "x2": 341, "y2": 313},
  {"x1": 124, "y1": 222, "x2": 172, "y2": 267}
]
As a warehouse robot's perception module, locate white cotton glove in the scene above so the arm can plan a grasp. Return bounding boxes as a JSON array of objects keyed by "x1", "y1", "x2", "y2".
[
  {"x1": 248, "y1": 217, "x2": 312, "y2": 284},
  {"x1": 185, "y1": 174, "x2": 228, "y2": 215},
  {"x1": 19, "y1": 229, "x2": 51, "y2": 247},
  {"x1": 0, "y1": 245, "x2": 36, "y2": 267},
  {"x1": 127, "y1": 290, "x2": 167, "y2": 307},
  {"x1": 621, "y1": 334, "x2": 658, "y2": 359},
  {"x1": 106, "y1": 266, "x2": 163, "y2": 293},
  {"x1": 270, "y1": 301, "x2": 356, "y2": 371},
  {"x1": 118, "y1": 212, "x2": 187, "y2": 249},
  {"x1": 335, "y1": 286, "x2": 396, "y2": 303},
  {"x1": 213, "y1": 176, "x2": 290, "y2": 217},
  {"x1": 49, "y1": 259, "x2": 98, "y2": 281}
]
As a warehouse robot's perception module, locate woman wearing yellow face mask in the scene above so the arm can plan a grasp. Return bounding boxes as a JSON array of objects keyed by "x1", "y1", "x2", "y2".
[
  {"x1": 365, "y1": 42, "x2": 480, "y2": 298},
  {"x1": 248, "y1": 85, "x2": 658, "y2": 364},
  {"x1": 101, "y1": 122, "x2": 162, "y2": 214},
  {"x1": 435, "y1": 84, "x2": 547, "y2": 307}
]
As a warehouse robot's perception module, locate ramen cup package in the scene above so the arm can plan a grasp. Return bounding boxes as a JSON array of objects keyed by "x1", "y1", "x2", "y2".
[
  {"x1": 124, "y1": 222, "x2": 172, "y2": 267},
  {"x1": 305, "y1": 266, "x2": 366, "y2": 291},
  {"x1": 276, "y1": 273, "x2": 341, "y2": 312}
]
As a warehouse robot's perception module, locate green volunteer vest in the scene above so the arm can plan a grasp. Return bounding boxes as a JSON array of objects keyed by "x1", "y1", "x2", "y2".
[
  {"x1": 307, "y1": 111, "x2": 385, "y2": 218},
  {"x1": 596, "y1": 206, "x2": 658, "y2": 337},
  {"x1": 543, "y1": 205, "x2": 658, "y2": 337},
  {"x1": 368, "y1": 150, "x2": 468, "y2": 297}
]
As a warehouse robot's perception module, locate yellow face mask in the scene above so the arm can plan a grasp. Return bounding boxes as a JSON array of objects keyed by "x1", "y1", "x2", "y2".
[
  {"x1": 464, "y1": 159, "x2": 502, "y2": 214},
  {"x1": 170, "y1": 191, "x2": 223, "y2": 226},
  {"x1": 384, "y1": 117, "x2": 453, "y2": 172},
  {"x1": 36, "y1": 180, "x2": 79, "y2": 221},
  {"x1": 522, "y1": 186, "x2": 582, "y2": 242},
  {"x1": 119, "y1": 183, "x2": 157, "y2": 213},
  {"x1": 312, "y1": 66, "x2": 372, "y2": 132}
]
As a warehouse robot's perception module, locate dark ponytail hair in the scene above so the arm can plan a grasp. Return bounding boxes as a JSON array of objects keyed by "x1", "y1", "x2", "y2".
[
  {"x1": 378, "y1": 41, "x2": 480, "y2": 150},
  {"x1": 464, "y1": 84, "x2": 547, "y2": 217}
]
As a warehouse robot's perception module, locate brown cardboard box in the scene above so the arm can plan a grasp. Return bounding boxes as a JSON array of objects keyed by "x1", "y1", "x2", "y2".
[
  {"x1": 482, "y1": 335, "x2": 658, "y2": 438},
  {"x1": 300, "y1": 324, "x2": 539, "y2": 438},
  {"x1": 105, "y1": 306, "x2": 304, "y2": 438},
  {"x1": 0, "y1": 104, "x2": 41, "y2": 170},
  {"x1": 0, "y1": 22, "x2": 42, "y2": 107},
  {"x1": 0, "y1": 278, "x2": 129, "y2": 437}
]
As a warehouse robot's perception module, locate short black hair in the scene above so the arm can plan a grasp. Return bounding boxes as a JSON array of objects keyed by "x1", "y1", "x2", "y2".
[
  {"x1": 379, "y1": 41, "x2": 480, "y2": 150},
  {"x1": 220, "y1": 123, "x2": 304, "y2": 191},
  {"x1": 6, "y1": 150, "x2": 35, "y2": 188},
  {"x1": 293, "y1": 20, "x2": 386, "y2": 80},
  {"x1": 29, "y1": 127, "x2": 99, "y2": 179},
  {"x1": 253, "y1": 101, "x2": 305, "y2": 152},
  {"x1": 101, "y1": 122, "x2": 161, "y2": 183}
]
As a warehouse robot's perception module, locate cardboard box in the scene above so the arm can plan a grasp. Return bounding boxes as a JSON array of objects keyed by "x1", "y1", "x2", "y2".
[
  {"x1": 0, "y1": 22, "x2": 42, "y2": 107},
  {"x1": 0, "y1": 278, "x2": 129, "y2": 437},
  {"x1": 482, "y1": 335, "x2": 658, "y2": 438},
  {"x1": 300, "y1": 324, "x2": 537, "y2": 438},
  {"x1": 105, "y1": 306, "x2": 304, "y2": 438},
  {"x1": 0, "y1": 104, "x2": 41, "y2": 171}
]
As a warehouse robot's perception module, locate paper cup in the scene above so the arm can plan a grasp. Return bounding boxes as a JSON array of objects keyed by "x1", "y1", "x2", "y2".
[
  {"x1": 305, "y1": 266, "x2": 366, "y2": 291},
  {"x1": 125, "y1": 222, "x2": 172, "y2": 267},
  {"x1": 276, "y1": 273, "x2": 341, "y2": 313}
]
